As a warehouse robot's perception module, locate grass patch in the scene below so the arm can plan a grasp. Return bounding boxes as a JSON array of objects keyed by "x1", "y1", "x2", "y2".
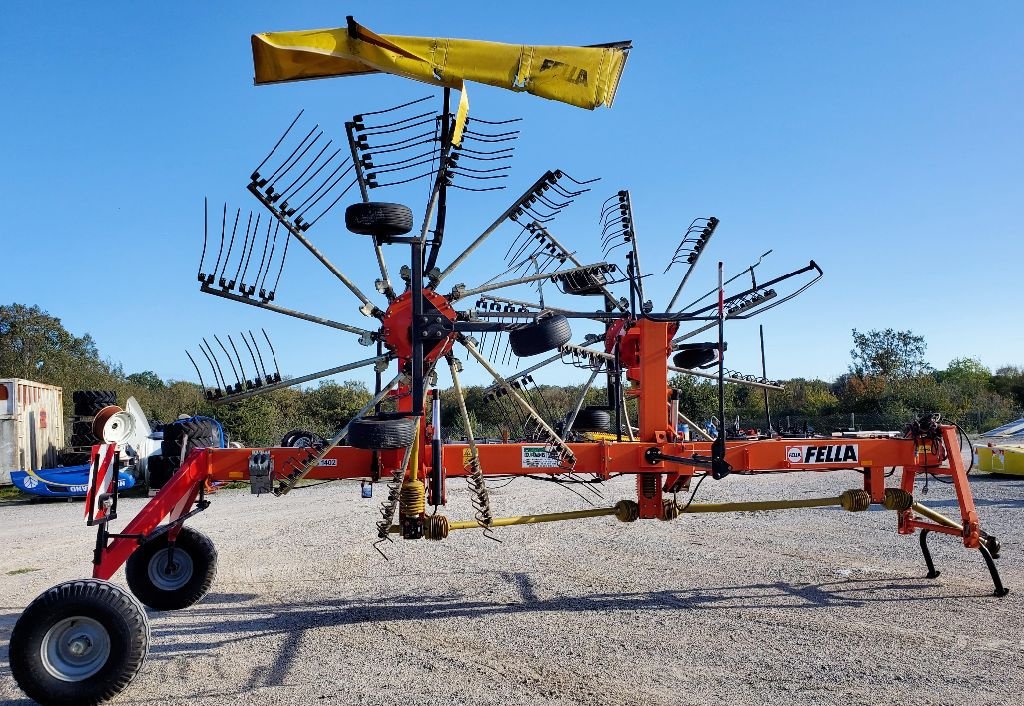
[
  {"x1": 0, "y1": 485, "x2": 25, "y2": 501},
  {"x1": 7, "y1": 567, "x2": 40, "y2": 575}
]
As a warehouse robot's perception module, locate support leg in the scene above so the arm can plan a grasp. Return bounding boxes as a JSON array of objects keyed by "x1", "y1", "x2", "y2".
[
  {"x1": 919, "y1": 529, "x2": 940, "y2": 579},
  {"x1": 979, "y1": 544, "x2": 1010, "y2": 597}
]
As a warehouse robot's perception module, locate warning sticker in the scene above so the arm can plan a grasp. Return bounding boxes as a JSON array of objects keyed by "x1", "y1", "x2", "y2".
[{"x1": 522, "y1": 445, "x2": 561, "y2": 468}]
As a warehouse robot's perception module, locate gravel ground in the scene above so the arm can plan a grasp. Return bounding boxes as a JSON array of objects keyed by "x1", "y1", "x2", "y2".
[{"x1": 1, "y1": 467, "x2": 1022, "y2": 706}]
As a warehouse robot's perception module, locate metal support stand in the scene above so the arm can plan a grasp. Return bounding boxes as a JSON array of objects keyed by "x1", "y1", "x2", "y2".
[{"x1": 920, "y1": 529, "x2": 940, "y2": 579}]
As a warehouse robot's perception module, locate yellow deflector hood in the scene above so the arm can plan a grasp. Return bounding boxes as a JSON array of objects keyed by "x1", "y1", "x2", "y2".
[{"x1": 251, "y1": 16, "x2": 630, "y2": 111}]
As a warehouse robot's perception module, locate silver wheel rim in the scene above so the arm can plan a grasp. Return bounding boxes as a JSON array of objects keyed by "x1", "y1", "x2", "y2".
[
  {"x1": 40, "y1": 616, "x2": 111, "y2": 682},
  {"x1": 147, "y1": 547, "x2": 194, "y2": 591}
]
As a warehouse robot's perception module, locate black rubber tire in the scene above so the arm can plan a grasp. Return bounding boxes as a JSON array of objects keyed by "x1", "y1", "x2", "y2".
[
  {"x1": 125, "y1": 527, "x2": 217, "y2": 611},
  {"x1": 673, "y1": 348, "x2": 718, "y2": 370},
  {"x1": 9, "y1": 579, "x2": 150, "y2": 706},
  {"x1": 509, "y1": 315, "x2": 572, "y2": 357},
  {"x1": 72, "y1": 390, "x2": 117, "y2": 417},
  {"x1": 72, "y1": 420, "x2": 95, "y2": 436},
  {"x1": 160, "y1": 419, "x2": 219, "y2": 468},
  {"x1": 573, "y1": 406, "x2": 612, "y2": 432},
  {"x1": 70, "y1": 433, "x2": 101, "y2": 448},
  {"x1": 345, "y1": 202, "x2": 414, "y2": 238},
  {"x1": 146, "y1": 455, "x2": 171, "y2": 490},
  {"x1": 59, "y1": 449, "x2": 92, "y2": 466},
  {"x1": 280, "y1": 429, "x2": 325, "y2": 448},
  {"x1": 347, "y1": 413, "x2": 417, "y2": 450}
]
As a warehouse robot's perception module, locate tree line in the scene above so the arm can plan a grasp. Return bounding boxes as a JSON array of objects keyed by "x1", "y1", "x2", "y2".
[{"x1": 2, "y1": 304, "x2": 1021, "y2": 448}]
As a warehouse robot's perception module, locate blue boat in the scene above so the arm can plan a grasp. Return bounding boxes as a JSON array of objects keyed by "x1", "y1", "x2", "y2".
[{"x1": 10, "y1": 465, "x2": 136, "y2": 498}]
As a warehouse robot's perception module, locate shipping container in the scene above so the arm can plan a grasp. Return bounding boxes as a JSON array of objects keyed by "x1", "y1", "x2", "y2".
[{"x1": 0, "y1": 379, "x2": 65, "y2": 485}]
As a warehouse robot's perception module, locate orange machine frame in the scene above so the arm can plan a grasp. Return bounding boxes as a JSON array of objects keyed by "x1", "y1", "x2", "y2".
[{"x1": 88, "y1": 320, "x2": 998, "y2": 595}]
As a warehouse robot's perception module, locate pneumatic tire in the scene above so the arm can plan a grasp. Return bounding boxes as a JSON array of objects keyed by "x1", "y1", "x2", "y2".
[
  {"x1": 281, "y1": 429, "x2": 325, "y2": 448},
  {"x1": 509, "y1": 315, "x2": 572, "y2": 357},
  {"x1": 160, "y1": 418, "x2": 219, "y2": 471},
  {"x1": 125, "y1": 527, "x2": 218, "y2": 611},
  {"x1": 347, "y1": 413, "x2": 417, "y2": 450},
  {"x1": 72, "y1": 390, "x2": 117, "y2": 417},
  {"x1": 345, "y1": 202, "x2": 414, "y2": 238},
  {"x1": 573, "y1": 406, "x2": 612, "y2": 433},
  {"x1": 9, "y1": 579, "x2": 150, "y2": 706}
]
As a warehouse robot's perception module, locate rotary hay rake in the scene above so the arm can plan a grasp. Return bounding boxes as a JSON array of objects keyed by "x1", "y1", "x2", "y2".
[{"x1": 7, "y1": 16, "x2": 1009, "y2": 706}]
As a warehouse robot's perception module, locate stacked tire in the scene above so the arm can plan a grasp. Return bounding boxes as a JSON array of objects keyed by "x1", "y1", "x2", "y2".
[
  {"x1": 59, "y1": 390, "x2": 117, "y2": 466},
  {"x1": 152, "y1": 418, "x2": 222, "y2": 490}
]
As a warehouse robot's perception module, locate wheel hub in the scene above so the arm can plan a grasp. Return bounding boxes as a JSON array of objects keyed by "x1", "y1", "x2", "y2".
[
  {"x1": 380, "y1": 288, "x2": 457, "y2": 363},
  {"x1": 148, "y1": 547, "x2": 194, "y2": 591},
  {"x1": 41, "y1": 617, "x2": 111, "y2": 682}
]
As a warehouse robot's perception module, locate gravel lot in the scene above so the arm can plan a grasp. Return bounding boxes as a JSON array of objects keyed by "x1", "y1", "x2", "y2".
[{"x1": 1, "y1": 468, "x2": 1022, "y2": 706}]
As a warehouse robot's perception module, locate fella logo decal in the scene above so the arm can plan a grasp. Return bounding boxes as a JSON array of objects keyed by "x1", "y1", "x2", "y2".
[{"x1": 785, "y1": 444, "x2": 860, "y2": 464}]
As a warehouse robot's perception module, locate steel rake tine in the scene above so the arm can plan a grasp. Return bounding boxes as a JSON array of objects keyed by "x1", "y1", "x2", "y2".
[
  {"x1": 219, "y1": 209, "x2": 241, "y2": 286},
  {"x1": 270, "y1": 131, "x2": 324, "y2": 192},
  {"x1": 268, "y1": 228, "x2": 292, "y2": 297},
  {"x1": 359, "y1": 130, "x2": 436, "y2": 152},
  {"x1": 296, "y1": 165, "x2": 355, "y2": 221},
  {"x1": 201, "y1": 338, "x2": 227, "y2": 392},
  {"x1": 214, "y1": 335, "x2": 242, "y2": 390},
  {"x1": 262, "y1": 328, "x2": 281, "y2": 381},
  {"x1": 292, "y1": 160, "x2": 353, "y2": 216},
  {"x1": 279, "y1": 141, "x2": 336, "y2": 204},
  {"x1": 258, "y1": 221, "x2": 280, "y2": 296},
  {"x1": 305, "y1": 178, "x2": 358, "y2": 228},
  {"x1": 233, "y1": 211, "x2": 254, "y2": 286},
  {"x1": 356, "y1": 95, "x2": 432, "y2": 119},
  {"x1": 239, "y1": 332, "x2": 262, "y2": 384},
  {"x1": 265, "y1": 124, "x2": 319, "y2": 186},
  {"x1": 198, "y1": 198, "x2": 209, "y2": 281},
  {"x1": 211, "y1": 203, "x2": 227, "y2": 283},
  {"x1": 227, "y1": 335, "x2": 250, "y2": 387},
  {"x1": 253, "y1": 109, "x2": 304, "y2": 179},
  {"x1": 249, "y1": 218, "x2": 272, "y2": 292},
  {"x1": 248, "y1": 330, "x2": 269, "y2": 381},
  {"x1": 185, "y1": 350, "x2": 209, "y2": 394},
  {"x1": 357, "y1": 110, "x2": 435, "y2": 133}
]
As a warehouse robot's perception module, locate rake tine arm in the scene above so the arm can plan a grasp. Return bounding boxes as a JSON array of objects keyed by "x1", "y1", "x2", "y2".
[
  {"x1": 199, "y1": 284, "x2": 377, "y2": 340},
  {"x1": 460, "y1": 336, "x2": 575, "y2": 467},
  {"x1": 434, "y1": 171, "x2": 558, "y2": 286},
  {"x1": 450, "y1": 262, "x2": 616, "y2": 301},
  {"x1": 247, "y1": 182, "x2": 382, "y2": 317},
  {"x1": 274, "y1": 374, "x2": 401, "y2": 496},
  {"x1": 215, "y1": 354, "x2": 392, "y2": 405},
  {"x1": 668, "y1": 364, "x2": 784, "y2": 391}
]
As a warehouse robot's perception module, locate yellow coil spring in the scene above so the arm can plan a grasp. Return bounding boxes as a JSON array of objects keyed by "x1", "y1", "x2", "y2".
[
  {"x1": 400, "y1": 480, "x2": 425, "y2": 518},
  {"x1": 423, "y1": 514, "x2": 450, "y2": 541},
  {"x1": 883, "y1": 488, "x2": 914, "y2": 511},
  {"x1": 840, "y1": 489, "x2": 871, "y2": 512},
  {"x1": 615, "y1": 500, "x2": 640, "y2": 523}
]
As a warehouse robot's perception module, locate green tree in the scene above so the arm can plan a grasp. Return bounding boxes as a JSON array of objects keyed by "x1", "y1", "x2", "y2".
[{"x1": 850, "y1": 328, "x2": 929, "y2": 381}]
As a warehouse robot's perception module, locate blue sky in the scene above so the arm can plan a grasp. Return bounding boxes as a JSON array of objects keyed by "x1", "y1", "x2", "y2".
[{"x1": 2, "y1": 2, "x2": 1022, "y2": 390}]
